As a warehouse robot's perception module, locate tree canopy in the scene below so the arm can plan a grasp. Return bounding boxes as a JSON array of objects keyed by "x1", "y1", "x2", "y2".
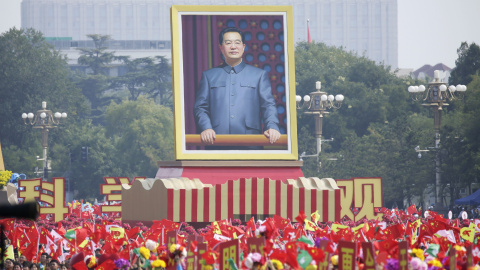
[{"x1": 449, "y1": 42, "x2": 480, "y2": 86}]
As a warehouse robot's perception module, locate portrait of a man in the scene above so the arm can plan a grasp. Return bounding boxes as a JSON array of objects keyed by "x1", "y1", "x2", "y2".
[
  {"x1": 171, "y1": 6, "x2": 298, "y2": 160},
  {"x1": 193, "y1": 27, "x2": 281, "y2": 148}
]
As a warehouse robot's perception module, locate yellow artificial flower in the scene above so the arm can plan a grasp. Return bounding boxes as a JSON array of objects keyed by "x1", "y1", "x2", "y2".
[
  {"x1": 87, "y1": 257, "x2": 97, "y2": 268},
  {"x1": 331, "y1": 255, "x2": 338, "y2": 266},
  {"x1": 139, "y1": 246, "x2": 151, "y2": 260},
  {"x1": 204, "y1": 265, "x2": 213, "y2": 270},
  {"x1": 270, "y1": 259, "x2": 284, "y2": 270},
  {"x1": 152, "y1": 259, "x2": 166, "y2": 268},
  {"x1": 169, "y1": 244, "x2": 178, "y2": 254},
  {"x1": 412, "y1": 248, "x2": 425, "y2": 261},
  {"x1": 305, "y1": 264, "x2": 317, "y2": 270},
  {"x1": 0, "y1": 170, "x2": 12, "y2": 187},
  {"x1": 427, "y1": 259, "x2": 442, "y2": 268}
]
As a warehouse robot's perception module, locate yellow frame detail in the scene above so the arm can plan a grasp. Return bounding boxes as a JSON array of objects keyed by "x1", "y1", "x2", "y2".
[{"x1": 171, "y1": 5, "x2": 298, "y2": 160}]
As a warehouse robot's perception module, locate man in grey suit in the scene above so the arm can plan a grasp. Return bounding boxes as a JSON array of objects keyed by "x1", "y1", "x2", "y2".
[{"x1": 194, "y1": 27, "x2": 281, "y2": 147}]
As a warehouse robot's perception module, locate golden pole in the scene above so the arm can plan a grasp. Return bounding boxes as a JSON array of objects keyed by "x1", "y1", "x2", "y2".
[{"x1": 0, "y1": 140, "x2": 5, "y2": 171}]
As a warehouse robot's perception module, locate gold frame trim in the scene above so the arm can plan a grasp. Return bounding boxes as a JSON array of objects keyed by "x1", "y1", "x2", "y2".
[{"x1": 171, "y1": 5, "x2": 298, "y2": 160}]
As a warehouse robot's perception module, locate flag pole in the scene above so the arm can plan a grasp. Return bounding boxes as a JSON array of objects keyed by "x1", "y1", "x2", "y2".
[
  {"x1": 307, "y1": 19, "x2": 312, "y2": 44},
  {"x1": 0, "y1": 140, "x2": 5, "y2": 171}
]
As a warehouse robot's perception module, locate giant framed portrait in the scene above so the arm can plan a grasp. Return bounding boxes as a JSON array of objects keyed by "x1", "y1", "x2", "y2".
[{"x1": 171, "y1": 5, "x2": 297, "y2": 160}]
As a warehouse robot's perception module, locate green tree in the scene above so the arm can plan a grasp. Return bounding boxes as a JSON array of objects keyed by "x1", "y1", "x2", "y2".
[
  {"x1": 105, "y1": 97, "x2": 174, "y2": 178},
  {"x1": 455, "y1": 75, "x2": 480, "y2": 185},
  {"x1": 145, "y1": 56, "x2": 173, "y2": 107},
  {"x1": 0, "y1": 28, "x2": 87, "y2": 174},
  {"x1": 449, "y1": 42, "x2": 480, "y2": 86},
  {"x1": 77, "y1": 34, "x2": 115, "y2": 76},
  {"x1": 55, "y1": 121, "x2": 120, "y2": 200},
  {"x1": 74, "y1": 34, "x2": 118, "y2": 123},
  {"x1": 113, "y1": 56, "x2": 172, "y2": 106}
]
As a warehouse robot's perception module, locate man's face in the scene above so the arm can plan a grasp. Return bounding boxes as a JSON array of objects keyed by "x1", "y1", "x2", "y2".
[
  {"x1": 19, "y1": 255, "x2": 26, "y2": 263},
  {"x1": 5, "y1": 260, "x2": 14, "y2": 269},
  {"x1": 50, "y1": 262, "x2": 59, "y2": 270},
  {"x1": 219, "y1": 32, "x2": 245, "y2": 65}
]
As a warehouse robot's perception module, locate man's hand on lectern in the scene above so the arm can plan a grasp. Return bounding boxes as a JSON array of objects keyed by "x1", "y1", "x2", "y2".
[
  {"x1": 264, "y1": 128, "x2": 281, "y2": 144},
  {"x1": 201, "y1": 129, "x2": 216, "y2": 145}
]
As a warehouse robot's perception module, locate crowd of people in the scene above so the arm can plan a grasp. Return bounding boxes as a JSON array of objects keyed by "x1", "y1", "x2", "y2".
[
  {"x1": 3, "y1": 253, "x2": 67, "y2": 270},
  {"x1": 1, "y1": 203, "x2": 480, "y2": 270}
]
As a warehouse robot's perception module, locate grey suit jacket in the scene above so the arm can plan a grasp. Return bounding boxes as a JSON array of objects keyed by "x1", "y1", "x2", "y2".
[{"x1": 194, "y1": 61, "x2": 280, "y2": 135}]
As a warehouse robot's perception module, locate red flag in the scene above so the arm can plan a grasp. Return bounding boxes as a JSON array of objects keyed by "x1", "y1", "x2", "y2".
[
  {"x1": 20, "y1": 239, "x2": 39, "y2": 262},
  {"x1": 53, "y1": 240, "x2": 63, "y2": 261},
  {"x1": 81, "y1": 211, "x2": 93, "y2": 219},
  {"x1": 269, "y1": 249, "x2": 286, "y2": 263},
  {"x1": 93, "y1": 205, "x2": 102, "y2": 217},
  {"x1": 246, "y1": 217, "x2": 256, "y2": 232},
  {"x1": 92, "y1": 227, "x2": 107, "y2": 244},
  {"x1": 76, "y1": 228, "x2": 90, "y2": 244},
  {"x1": 284, "y1": 241, "x2": 301, "y2": 270},
  {"x1": 119, "y1": 248, "x2": 130, "y2": 261},
  {"x1": 379, "y1": 224, "x2": 402, "y2": 240},
  {"x1": 72, "y1": 260, "x2": 89, "y2": 270},
  {"x1": 295, "y1": 210, "x2": 307, "y2": 224},
  {"x1": 272, "y1": 215, "x2": 290, "y2": 230},
  {"x1": 374, "y1": 239, "x2": 398, "y2": 256},
  {"x1": 306, "y1": 247, "x2": 325, "y2": 262},
  {"x1": 16, "y1": 228, "x2": 29, "y2": 247},
  {"x1": 0, "y1": 219, "x2": 16, "y2": 240},
  {"x1": 57, "y1": 222, "x2": 66, "y2": 236},
  {"x1": 39, "y1": 228, "x2": 53, "y2": 244},
  {"x1": 82, "y1": 222, "x2": 94, "y2": 232},
  {"x1": 126, "y1": 227, "x2": 141, "y2": 239},
  {"x1": 406, "y1": 205, "x2": 417, "y2": 215}
]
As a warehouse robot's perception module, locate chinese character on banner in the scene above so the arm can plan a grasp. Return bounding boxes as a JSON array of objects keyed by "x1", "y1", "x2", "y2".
[
  {"x1": 166, "y1": 230, "x2": 178, "y2": 270},
  {"x1": 398, "y1": 241, "x2": 408, "y2": 270},
  {"x1": 467, "y1": 245, "x2": 473, "y2": 268},
  {"x1": 353, "y1": 179, "x2": 384, "y2": 221},
  {"x1": 219, "y1": 239, "x2": 240, "y2": 270},
  {"x1": 196, "y1": 242, "x2": 208, "y2": 270},
  {"x1": 338, "y1": 241, "x2": 356, "y2": 270},
  {"x1": 18, "y1": 178, "x2": 41, "y2": 203},
  {"x1": 318, "y1": 240, "x2": 333, "y2": 270},
  {"x1": 336, "y1": 180, "x2": 355, "y2": 221},
  {"x1": 38, "y1": 178, "x2": 69, "y2": 222},
  {"x1": 336, "y1": 178, "x2": 383, "y2": 222},
  {"x1": 449, "y1": 246, "x2": 457, "y2": 269},
  {"x1": 185, "y1": 235, "x2": 203, "y2": 270},
  {"x1": 246, "y1": 236, "x2": 265, "y2": 255},
  {"x1": 361, "y1": 242, "x2": 376, "y2": 270},
  {"x1": 100, "y1": 177, "x2": 145, "y2": 217}
]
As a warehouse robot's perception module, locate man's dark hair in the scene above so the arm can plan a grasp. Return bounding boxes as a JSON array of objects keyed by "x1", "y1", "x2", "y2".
[
  {"x1": 218, "y1": 27, "x2": 245, "y2": 45},
  {"x1": 49, "y1": 259, "x2": 60, "y2": 266}
]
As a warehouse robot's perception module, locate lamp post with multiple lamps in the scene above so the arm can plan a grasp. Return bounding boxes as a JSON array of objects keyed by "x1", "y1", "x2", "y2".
[
  {"x1": 22, "y1": 101, "x2": 67, "y2": 181},
  {"x1": 296, "y1": 81, "x2": 344, "y2": 165},
  {"x1": 408, "y1": 70, "x2": 467, "y2": 212}
]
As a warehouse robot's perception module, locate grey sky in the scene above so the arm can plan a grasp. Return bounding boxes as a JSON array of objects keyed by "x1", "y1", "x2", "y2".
[{"x1": 1, "y1": 0, "x2": 479, "y2": 70}]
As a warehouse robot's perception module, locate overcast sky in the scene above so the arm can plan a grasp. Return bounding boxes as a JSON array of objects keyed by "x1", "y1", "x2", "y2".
[{"x1": 1, "y1": 0, "x2": 479, "y2": 70}]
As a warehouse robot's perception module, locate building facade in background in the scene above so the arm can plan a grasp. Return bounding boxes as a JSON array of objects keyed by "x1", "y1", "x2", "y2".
[{"x1": 21, "y1": 0, "x2": 398, "y2": 68}]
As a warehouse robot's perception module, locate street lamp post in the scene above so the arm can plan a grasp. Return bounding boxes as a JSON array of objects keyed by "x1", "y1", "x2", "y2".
[
  {"x1": 296, "y1": 81, "x2": 344, "y2": 162},
  {"x1": 22, "y1": 101, "x2": 67, "y2": 181},
  {"x1": 408, "y1": 70, "x2": 467, "y2": 212}
]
